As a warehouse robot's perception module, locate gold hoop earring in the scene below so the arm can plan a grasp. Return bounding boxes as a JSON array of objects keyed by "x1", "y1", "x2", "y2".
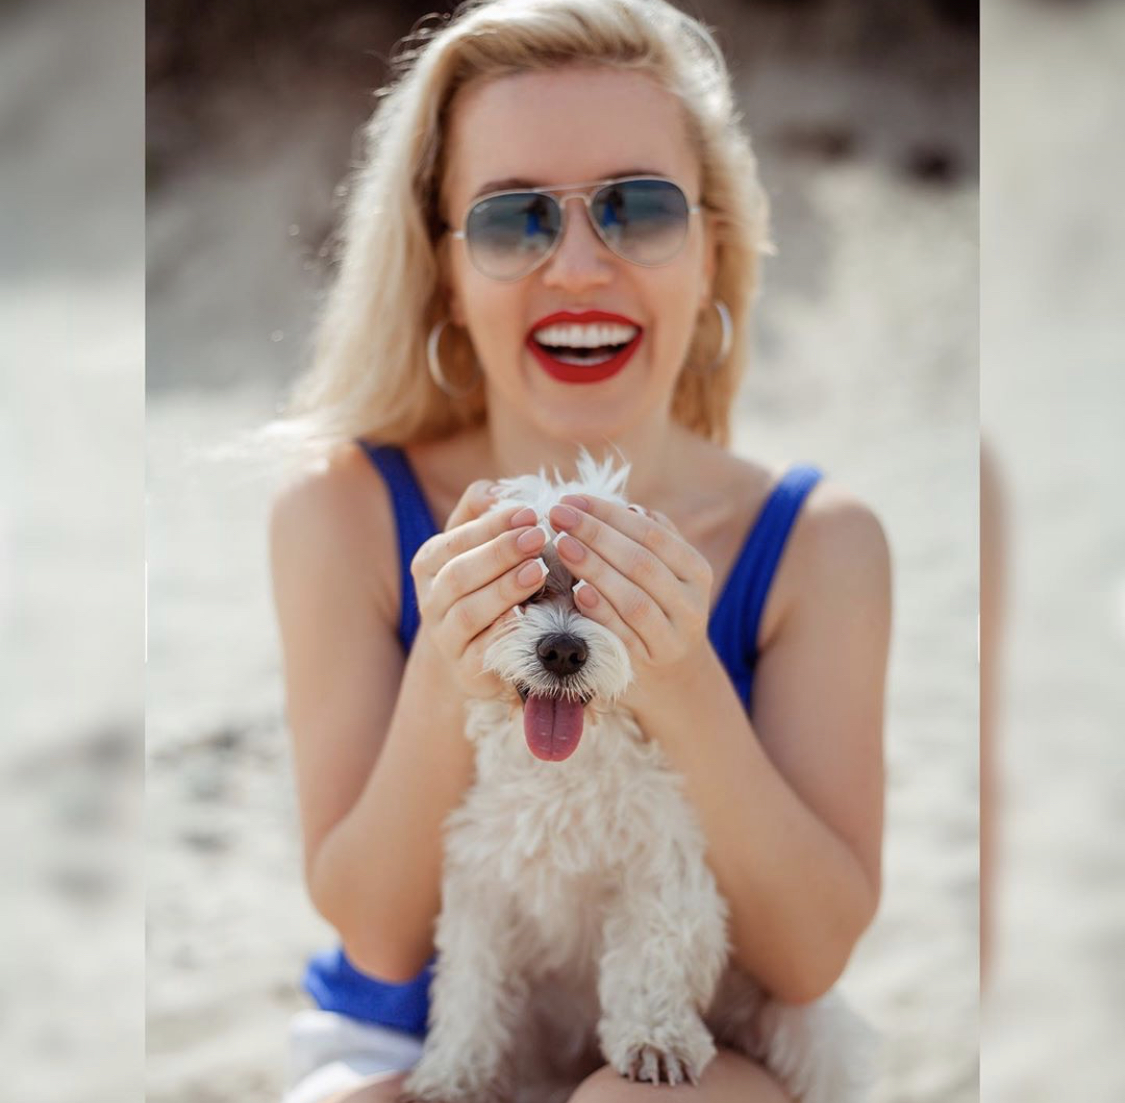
[
  {"x1": 701, "y1": 299, "x2": 732, "y2": 373},
  {"x1": 427, "y1": 319, "x2": 482, "y2": 397}
]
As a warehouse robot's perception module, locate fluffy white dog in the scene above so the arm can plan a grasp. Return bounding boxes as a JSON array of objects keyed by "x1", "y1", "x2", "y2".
[{"x1": 400, "y1": 450, "x2": 875, "y2": 1103}]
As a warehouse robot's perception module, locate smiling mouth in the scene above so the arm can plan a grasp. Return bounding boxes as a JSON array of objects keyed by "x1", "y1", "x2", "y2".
[{"x1": 525, "y1": 329, "x2": 644, "y2": 384}]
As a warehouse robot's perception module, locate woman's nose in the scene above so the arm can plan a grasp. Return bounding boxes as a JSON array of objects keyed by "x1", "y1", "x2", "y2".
[{"x1": 540, "y1": 196, "x2": 613, "y2": 288}]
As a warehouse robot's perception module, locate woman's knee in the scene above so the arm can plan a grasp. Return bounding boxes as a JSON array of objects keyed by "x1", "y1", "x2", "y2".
[{"x1": 566, "y1": 1050, "x2": 792, "y2": 1103}]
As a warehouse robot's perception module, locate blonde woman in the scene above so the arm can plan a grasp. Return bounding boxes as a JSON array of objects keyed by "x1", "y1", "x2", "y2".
[{"x1": 269, "y1": 1, "x2": 891, "y2": 1101}]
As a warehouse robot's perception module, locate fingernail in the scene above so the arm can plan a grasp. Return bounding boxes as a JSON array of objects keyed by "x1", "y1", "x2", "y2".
[
  {"x1": 510, "y1": 506, "x2": 537, "y2": 527},
  {"x1": 559, "y1": 494, "x2": 589, "y2": 510},
  {"x1": 516, "y1": 525, "x2": 547, "y2": 552},
  {"x1": 572, "y1": 579, "x2": 596, "y2": 606},
  {"x1": 517, "y1": 557, "x2": 549, "y2": 586},
  {"x1": 556, "y1": 532, "x2": 585, "y2": 561},
  {"x1": 551, "y1": 505, "x2": 579, "y2": 528}
]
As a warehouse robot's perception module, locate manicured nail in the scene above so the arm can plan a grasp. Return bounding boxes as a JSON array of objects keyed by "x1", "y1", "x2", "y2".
[
  {"x1": 551, "y1": 505, "x2": 579, "y2": 528},
  {"x1": 516, "y1": 525, "x2": 547, "y2": 552},
  {"x1": 572, "y1": 579, "x2": 596, "y2": 606},
  {"x1": 517, "y1": 558, "x2": 549, "y2": 586},
  {"x1": 510, "y1": 506, "x2": 537, "y2": 527},
  {"x1": 560, "y1": 494, "x2": 590, "y2": 510},
  {"x1": 556, "y1": 532, "x2": 585, "y2": 561}
]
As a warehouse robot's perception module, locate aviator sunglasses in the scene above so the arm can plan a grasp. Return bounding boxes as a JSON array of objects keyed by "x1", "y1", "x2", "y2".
[{"x1": 444, "y1": 175, "x2": 702, "y2": 281}]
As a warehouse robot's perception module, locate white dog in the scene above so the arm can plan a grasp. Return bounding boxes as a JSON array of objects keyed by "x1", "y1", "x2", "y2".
[{"x1": 400, "y1": 450, "x2": 875, "y2": 1103}]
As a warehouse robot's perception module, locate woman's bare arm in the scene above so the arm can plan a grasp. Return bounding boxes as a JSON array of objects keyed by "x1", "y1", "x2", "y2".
[
  {"x1": 620, "y1": 483, "x2": 890, "y2": 1002},
  {"x1": 269, "y1": 451, "x2": 475, "y2": 979},
  {"x1": 269, "y1": 449, "x2": 548, "y2": 981}
]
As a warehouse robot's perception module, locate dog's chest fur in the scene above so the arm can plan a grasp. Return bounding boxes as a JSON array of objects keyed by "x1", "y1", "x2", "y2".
[{"x1": 445, "y1": 699, "x2": 718, "y2": 981}]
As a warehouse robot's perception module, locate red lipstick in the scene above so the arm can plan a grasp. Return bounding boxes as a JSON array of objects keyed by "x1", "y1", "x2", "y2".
[{"x1": 526, "y1": 310, "x2": 644, "y2": 385}]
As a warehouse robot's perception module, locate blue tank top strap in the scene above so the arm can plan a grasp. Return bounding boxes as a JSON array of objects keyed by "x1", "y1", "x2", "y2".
[
  {"x1": 741, "y1": 463, "x2": 823, "y2": 648},
  {"x1": 355, "y1": 441, "x2": 440, "y2": 651},
  {"x1": 707, "y1": 463, "x2": 823, "y2": 705}
]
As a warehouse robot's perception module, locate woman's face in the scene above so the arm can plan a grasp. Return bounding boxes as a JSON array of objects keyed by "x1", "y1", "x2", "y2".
[{"x1": 438, "y1": 66, "x2": 716, "y2": 442}]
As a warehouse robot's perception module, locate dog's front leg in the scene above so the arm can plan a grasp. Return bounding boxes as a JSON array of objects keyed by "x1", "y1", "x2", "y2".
[
  {"x1": 595, "y1": 871, "x2": 729, "y2": 1088},
  {"x1": 399, "y1": 876, "x2": 524, "y2": 1103}
]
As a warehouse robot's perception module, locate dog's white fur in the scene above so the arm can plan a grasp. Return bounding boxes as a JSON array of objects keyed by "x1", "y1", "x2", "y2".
[{"x1": 401, "y1": 450, "x2": 876, "y2": 1103}]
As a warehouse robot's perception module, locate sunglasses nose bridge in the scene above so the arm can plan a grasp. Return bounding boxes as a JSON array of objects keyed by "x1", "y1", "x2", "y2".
[{"x1": 546, "y1": 192, "x2": 612, "y2": 266}]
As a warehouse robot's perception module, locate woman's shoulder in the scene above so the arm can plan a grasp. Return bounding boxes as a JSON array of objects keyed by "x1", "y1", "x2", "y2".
[
  {"x1": 791, "y1": 475, "x2": 890, "y2": 570},
  {"x1": 268, "y1": 442, "x2": 399, "y2": 622}
]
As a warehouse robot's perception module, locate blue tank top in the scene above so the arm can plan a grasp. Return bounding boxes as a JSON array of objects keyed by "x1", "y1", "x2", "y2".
[{"x1": 302, "y1": 442, "x2": 823, "y2": 1035}]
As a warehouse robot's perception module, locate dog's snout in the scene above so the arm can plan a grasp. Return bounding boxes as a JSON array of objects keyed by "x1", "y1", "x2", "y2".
[{"x1": 536, "y1": 633, "x2": 588, "y2": 678}]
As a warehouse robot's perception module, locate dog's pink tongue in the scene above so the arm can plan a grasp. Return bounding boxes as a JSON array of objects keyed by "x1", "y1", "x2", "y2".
[{"x1": 523, "y1": 694, "x2": 585, "y2": 761}]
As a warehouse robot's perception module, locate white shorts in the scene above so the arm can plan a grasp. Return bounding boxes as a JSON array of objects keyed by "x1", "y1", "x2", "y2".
[{"x1": 282, "y1": 1008, "x2": 425, "y2": 1103}]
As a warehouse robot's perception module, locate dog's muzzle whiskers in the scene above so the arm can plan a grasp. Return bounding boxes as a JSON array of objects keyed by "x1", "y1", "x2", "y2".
[{"x1": 515, "y1": 680, "x2": 593, "y2": 707}]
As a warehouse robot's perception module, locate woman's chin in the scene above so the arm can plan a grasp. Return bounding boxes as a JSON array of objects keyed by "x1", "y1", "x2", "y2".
[
  {"x1": 530, "y1": 401, "x2": 639, "y2": 443},
  {"x1": 524, "y1": 368, "x2": 660, "y2": 432}
]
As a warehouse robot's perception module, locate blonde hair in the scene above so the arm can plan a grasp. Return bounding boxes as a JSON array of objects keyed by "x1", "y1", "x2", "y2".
[{"x1": 269, "y1": 0, "x2": 770, "y2": 458}]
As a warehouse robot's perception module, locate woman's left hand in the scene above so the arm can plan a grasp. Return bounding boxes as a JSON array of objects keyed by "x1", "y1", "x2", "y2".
[{"x1": 547, "y1": 494, "x2": 714, "y2": 704}]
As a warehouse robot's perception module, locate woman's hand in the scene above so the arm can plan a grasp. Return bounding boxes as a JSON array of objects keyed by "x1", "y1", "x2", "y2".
[
  {"x1": 546, "y1": 495, "x2": 715, "y2": 704},
  {"x1": 411, "y1": 480, "x2": 551, "y2": 701}
]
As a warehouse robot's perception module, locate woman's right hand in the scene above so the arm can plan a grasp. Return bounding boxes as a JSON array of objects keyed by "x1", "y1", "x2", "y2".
[{"x1": 411, "y1": 479, "x2": 549, "y2": 700}]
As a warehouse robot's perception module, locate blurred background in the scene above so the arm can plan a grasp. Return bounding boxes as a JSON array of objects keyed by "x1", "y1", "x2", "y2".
[
  {"x1": 0, "y1": 1, "x2": 143, "y2": 1101},
  {"x1": 142, "y1": 2, "x2": 980, "y2": 1101},
  {"x1": 981, "y1": 2, "x2": 1125, "y2": 1100}
]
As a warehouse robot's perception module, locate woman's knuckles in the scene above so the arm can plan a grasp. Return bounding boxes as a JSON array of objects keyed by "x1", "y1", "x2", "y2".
[
  {"x1": 622, "y1": 590, "x2": 653, "y2": 623},
  {"x1": 452, "y1": 598, "x2": 479, "y2": 638},
  {"x1": 629, "y1": 548, "x2": 659, "y2": 581}
]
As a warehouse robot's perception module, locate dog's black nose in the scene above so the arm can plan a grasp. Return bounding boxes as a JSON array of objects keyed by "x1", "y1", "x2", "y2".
[{"x1": 536, "y1": 633, "x2": 587, "y2": 678}]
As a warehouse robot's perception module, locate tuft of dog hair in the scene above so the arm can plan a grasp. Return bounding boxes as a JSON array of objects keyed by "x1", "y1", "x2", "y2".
[{"x1": 398, "y1": 446, "x2": 878, "y2": 1103}]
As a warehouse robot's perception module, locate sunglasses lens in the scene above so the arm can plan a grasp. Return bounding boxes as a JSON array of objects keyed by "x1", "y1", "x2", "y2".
[
  {"x1": 465, "y1": 192, "x2": 561, "y2": 280},
  {"x1": 592, "y1": 179, "x2": 691, "y2": 265}
]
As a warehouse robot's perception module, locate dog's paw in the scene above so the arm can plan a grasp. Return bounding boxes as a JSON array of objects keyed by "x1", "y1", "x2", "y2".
[
  {"x1": 623, "y1": 1044, "x2": 702, "y2": 1087},
  {"x1": 601, "y1": 1014, "x2": 717, "y2": 1088}
]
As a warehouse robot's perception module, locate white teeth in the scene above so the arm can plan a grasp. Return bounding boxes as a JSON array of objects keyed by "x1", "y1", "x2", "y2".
[{"x1": 532, "y1": 322, "x2": 639, "y2": 348}]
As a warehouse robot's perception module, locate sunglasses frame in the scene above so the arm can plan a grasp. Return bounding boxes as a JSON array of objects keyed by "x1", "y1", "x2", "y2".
[{"x1": 446, "y1": 175, "x2": 702, "y2": 282}]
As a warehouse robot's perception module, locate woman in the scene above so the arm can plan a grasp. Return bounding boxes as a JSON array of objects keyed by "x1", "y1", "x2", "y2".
[{"x1": 269, "y1": 1, "x2": 891, "y2": 1100}]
